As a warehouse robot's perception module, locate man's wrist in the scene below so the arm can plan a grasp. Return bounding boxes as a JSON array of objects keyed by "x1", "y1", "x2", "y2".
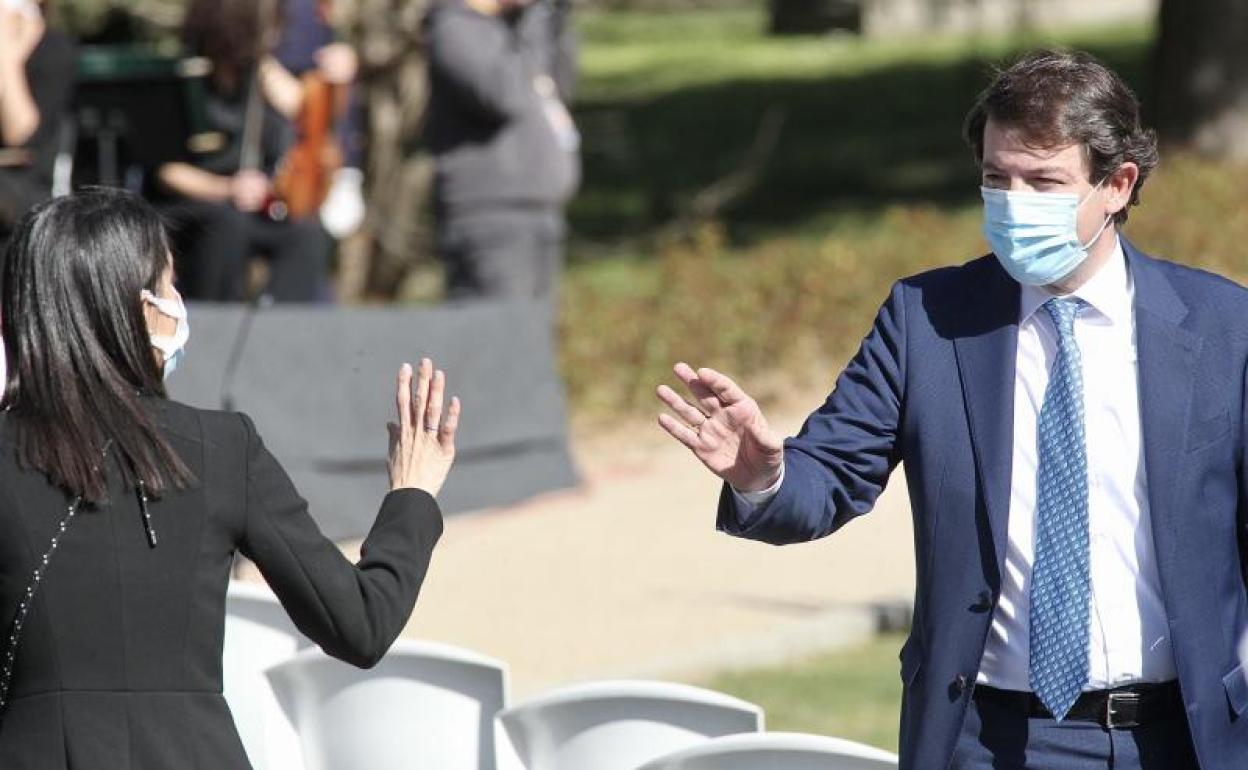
[
  {"x1": 732, "y1": 464, "x2": 785, "y2": 500},
  {"x1": 729, "y1": 464, "x2": 785, "y2": 521},
  {"x1": 733, "y1": 465, "x2": 783, "y2": 495}
]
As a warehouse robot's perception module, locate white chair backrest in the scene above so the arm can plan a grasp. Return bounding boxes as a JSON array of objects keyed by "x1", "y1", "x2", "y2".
[
  {"x1": 223, "y1": 580, "x2": 308, "y2": 770},
  {"x1": 266, "y1": 639, "x2": 510, "y2": 770},
  {"x1": 496, "y1": 680, "x2": 763, "y2": 770},
  {"x1": 635, "y1": 732, "x2": 899, "y2": 770}
]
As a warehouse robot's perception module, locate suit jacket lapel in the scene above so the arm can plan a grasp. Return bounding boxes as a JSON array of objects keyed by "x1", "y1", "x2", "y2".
[
  {"x1": 952, "y1": 258, "x2": 1019, "y2": 587},
  {"x1": 1126, "y1": 240, "x2": 1200, "y2": 570}
]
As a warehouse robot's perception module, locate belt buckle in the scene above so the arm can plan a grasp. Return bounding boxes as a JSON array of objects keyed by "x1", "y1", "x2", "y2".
[{"x1": 1105, "y1": 691, "x2": 1140, "y2": 729}]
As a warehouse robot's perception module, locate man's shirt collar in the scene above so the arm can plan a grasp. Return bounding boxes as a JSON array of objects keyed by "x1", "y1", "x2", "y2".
[{"x1": 1018, "y1": 236, "x2": 1132, "y2": 327}]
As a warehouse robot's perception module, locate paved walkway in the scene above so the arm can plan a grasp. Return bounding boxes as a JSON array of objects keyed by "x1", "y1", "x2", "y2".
[{"x1": 389, "y1": 406, "x2": 917, "y2": 697}]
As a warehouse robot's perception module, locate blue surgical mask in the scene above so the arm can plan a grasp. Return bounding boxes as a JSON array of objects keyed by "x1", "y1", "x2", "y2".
[
  {"x1": 981, "y1": 182, "x2": 1112, "y2": 286},
  {"x1": 141, "y1": 289, "x2": 189, "y2": 380}
]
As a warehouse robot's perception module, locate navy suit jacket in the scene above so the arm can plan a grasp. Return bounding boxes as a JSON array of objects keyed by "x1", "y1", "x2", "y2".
[{"x1": 719, "y1": 241, "x2": 1248, "y2": 770}]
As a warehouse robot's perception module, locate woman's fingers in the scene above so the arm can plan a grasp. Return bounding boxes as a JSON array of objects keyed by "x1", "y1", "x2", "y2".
[
  {"x1": 426, "y1": 369, "x2": 445, "y2": 434},
  {"x1": 396, "y1": 363, "x2": 413, "y2": 434},
  {"x1": 439, "y1": 396, "x2": 461, "y2": 451},
  {"x1": 412, "y1": 358, "x2": 433, "y2": 433}
]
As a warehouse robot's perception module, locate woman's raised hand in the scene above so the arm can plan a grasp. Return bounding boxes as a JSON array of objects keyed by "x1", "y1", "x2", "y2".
[{"x1": 388, "y1": 358, "x2": 461, "y2": 496}]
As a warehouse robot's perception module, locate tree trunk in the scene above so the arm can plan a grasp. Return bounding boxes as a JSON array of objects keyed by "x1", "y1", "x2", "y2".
[
  {"x1": 767, "y1": 0, "x2": 859, "y2": 35},
  {"x1": 1152, "y1": 0, "x2": 1248, "y2": 160},
  {"x1": 335, "y1": 0, "x2": 435, "y2": 301}
]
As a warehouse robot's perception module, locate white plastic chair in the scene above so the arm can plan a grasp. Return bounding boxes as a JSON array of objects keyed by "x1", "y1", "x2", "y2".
[
  {"x1": 223, "y1": 580, "x2": 309, "y2": 770},
  {"x1": 636, "y1": 732, "x2": 899, "y2": 770},
  {"x1": 495, "y1": 680, "x2": 764, "y2": 770},
  {"x1": 266, "y1": 639, "x2": 510, "y2": 770}
]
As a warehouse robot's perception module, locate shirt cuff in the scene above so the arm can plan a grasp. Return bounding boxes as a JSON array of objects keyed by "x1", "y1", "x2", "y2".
[{"x1": 729, "y1": 464, "x2": 785, "y2": 522}]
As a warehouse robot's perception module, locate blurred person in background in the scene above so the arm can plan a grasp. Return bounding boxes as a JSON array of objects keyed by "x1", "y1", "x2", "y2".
[
  {"x1": 425, "y1": 0, "x2": 579, "y2": 302},
  {"x1": 0, "y1": 187, "x2": 458, "y2": 765},
  {"x1": 157, "y1": 0, "x2": 340, "y2": 303},
  {"x1": 274, "y1": 0, "x2": 369, "y2": 241},
  {"x1": 0, "y1": 0, "x2": 74, "y2": 247}
]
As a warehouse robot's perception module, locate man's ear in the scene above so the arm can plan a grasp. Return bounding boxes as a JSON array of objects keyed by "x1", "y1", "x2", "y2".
[{"x1": 1105, "y1": 162, "x2": 1139, "y2": 216}]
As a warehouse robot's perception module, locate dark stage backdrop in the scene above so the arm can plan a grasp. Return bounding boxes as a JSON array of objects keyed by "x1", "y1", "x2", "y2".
[{"x1": 168, "y1": 300, "x2": 579, "y2": 541}]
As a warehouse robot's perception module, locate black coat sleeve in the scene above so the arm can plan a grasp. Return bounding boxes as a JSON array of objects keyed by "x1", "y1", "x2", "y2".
[{"x1": 235, "y1": 413, "x2": 443, "y2": 668}]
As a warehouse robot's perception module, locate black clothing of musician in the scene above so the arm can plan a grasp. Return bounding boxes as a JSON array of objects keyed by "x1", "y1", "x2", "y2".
[
  {"x1": 0, "y1": 28, "x2": 75, "y2": 244},
  {"x1": 157, "y1": 0, "x2": 334, "y2": 304}
]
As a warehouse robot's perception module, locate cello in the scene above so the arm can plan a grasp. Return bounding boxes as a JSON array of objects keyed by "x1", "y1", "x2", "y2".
[
  {"x1": 238, "y1": 0, "x2": 349, "y2": 222},
  {"x1": 268, "y1": 71, "x2": 347, "y2": 221}
]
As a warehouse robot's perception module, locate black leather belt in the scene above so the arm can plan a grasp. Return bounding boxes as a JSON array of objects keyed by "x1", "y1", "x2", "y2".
[{"x1": 973, "y1": 681, "x2": 1183, "y2": 729}]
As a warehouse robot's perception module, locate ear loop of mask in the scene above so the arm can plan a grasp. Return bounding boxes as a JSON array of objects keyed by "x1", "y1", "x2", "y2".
[
  {"x1": 1078, "y1": 176, "x2": 1114, "y2": 251},
  {"x1": 140, "y1": 289, "x2": 188, "y2": 368}
]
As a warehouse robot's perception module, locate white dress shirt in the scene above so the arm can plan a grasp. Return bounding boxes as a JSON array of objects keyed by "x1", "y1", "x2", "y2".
[{"x1": 733, "y1": 238, "x2": 1178, "y2": 691}]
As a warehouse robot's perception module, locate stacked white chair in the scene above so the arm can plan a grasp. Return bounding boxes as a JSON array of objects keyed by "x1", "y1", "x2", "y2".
[
  {"x1": 636, "y1": 732, "x2": 899, "y2": 770},
  {"x1": 495, "y1": 680, "x2": 764, "y2": 770},
  {"x1": 223, "y1": 580, "x2": 310, "y2": 770},
  {"x1": 266, "y1": 639, "x2": 510, "y2": 770}
]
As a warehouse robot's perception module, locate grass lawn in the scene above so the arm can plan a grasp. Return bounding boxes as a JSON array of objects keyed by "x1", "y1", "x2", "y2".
[
  {"x1": 569, "y1": 7, "x2": 1151, "y2": 244},
  {"x1": 559, "y1": 6, "x2": 1248, "y2": 419},
  {"x1": 698, "y1": 632, "x2": 908, "y2": 753}
]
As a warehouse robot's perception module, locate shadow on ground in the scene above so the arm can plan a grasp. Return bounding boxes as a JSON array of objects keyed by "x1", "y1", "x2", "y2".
[{"x1": 569, "y1": 35, "x2": 1151, "y2": 250}]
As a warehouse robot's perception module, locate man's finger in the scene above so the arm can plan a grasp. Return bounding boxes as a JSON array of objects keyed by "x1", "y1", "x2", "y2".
[
  {"x1": 396, "y1": 363, "x2": 413, "y2": 434},
  {"x1": 656, "y1": 384, "x2": 708, "y2": 427},
  {"x1": 658, "y1": 413, "x2": 705, "y2": 452},
  {"x1": 673, "y1": 362, "x2": 722, "y2": 413},
  {"x1": 698, "y1": 367, "x2": 749, "y2": 406}
]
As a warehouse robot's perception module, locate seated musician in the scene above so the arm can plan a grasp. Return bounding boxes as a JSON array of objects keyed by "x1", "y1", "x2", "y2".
[
  {"x1": 0, "y1": 0, "x2": 74, "y2": 247},
  {"x1": 275, "y1": 0, "x2": 365, "y2": 240},
  {"x1": 157, "y1": 0, "x2": 344, "y2": 303}
]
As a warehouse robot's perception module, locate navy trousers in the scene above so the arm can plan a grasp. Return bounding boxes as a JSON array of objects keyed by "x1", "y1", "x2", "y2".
[{"x1": 950, "y1": 688, "x2": 1200, "y2": 769}]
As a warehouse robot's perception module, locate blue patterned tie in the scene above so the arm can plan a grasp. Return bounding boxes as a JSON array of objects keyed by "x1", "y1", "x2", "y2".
[{"x1": 1028, "y1": 297, "x2": 1090, "y2": 721}]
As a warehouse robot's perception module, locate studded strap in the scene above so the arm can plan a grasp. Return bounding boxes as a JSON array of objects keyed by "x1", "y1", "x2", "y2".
[
  {"x1": 0, "y1": 442, "x2": 114, "y2": 723},
  {"x1": 0, "y1": 495, "x2": 82, "y2": 720}
]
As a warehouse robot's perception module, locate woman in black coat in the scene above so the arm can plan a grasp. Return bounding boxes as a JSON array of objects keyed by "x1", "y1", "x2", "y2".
[{"x1": 0, "y1": 188, "x2": 460, "y2": 768}]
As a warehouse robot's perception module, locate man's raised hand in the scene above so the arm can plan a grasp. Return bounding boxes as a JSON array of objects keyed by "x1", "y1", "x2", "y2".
[{"x1": 656, "y1": 362, "x2": 784, "y2": 492}]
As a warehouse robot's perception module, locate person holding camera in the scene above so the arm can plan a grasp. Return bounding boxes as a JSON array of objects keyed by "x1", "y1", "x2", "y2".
[{"x1": 425, "y1": 0, "x2": 579, "y2": 302}]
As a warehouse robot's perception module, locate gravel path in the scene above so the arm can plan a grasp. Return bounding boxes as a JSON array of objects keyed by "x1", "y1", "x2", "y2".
[{"x1": 397, "y1": 407, "x2": 917, "y2": 696}]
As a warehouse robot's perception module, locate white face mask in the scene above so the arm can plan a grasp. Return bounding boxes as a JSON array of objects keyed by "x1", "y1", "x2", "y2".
[{"x1": 141, "y1": 289, "x2": 189, "y2": 380}]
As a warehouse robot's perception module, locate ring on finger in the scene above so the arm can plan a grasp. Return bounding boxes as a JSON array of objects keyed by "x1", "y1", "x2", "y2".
[{"x1": 424, "y1": 425, "x2": 439, "y2": 433}]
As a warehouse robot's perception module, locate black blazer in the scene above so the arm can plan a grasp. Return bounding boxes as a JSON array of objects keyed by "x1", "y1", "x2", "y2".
[{"x1": 0, "y1": 398, "x2": 443, "y2": 768}]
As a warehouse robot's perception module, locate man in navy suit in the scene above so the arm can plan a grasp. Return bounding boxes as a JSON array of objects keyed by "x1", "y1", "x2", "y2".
[{"x1": 657, "y1": 50, "x2": 1248, "y2": 769}]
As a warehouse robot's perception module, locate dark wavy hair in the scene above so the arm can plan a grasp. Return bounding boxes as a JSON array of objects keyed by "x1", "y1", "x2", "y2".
[
  {"x1": 1, "y1": 189, "x2": 192, "y2": 503},
  {"x1": 182, "y1": 0, "x2": 287, "y2": 95},
  {"x1": 964, "y1": 49, "x2": 1159, "y2": 224}
]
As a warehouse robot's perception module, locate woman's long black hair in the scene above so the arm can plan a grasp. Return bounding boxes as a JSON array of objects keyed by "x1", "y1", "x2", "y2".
[{"x1": 1, "y1": 188, "x2": 192, "y2": 503}]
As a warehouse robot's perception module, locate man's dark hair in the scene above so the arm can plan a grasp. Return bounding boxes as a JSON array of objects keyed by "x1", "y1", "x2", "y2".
[
  {"x1": 1, "y1": 188, "x2": 192, "y2": 503},
  {"x1": 964, "y1": 49, "x2": 1159, "y2": 224}
]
